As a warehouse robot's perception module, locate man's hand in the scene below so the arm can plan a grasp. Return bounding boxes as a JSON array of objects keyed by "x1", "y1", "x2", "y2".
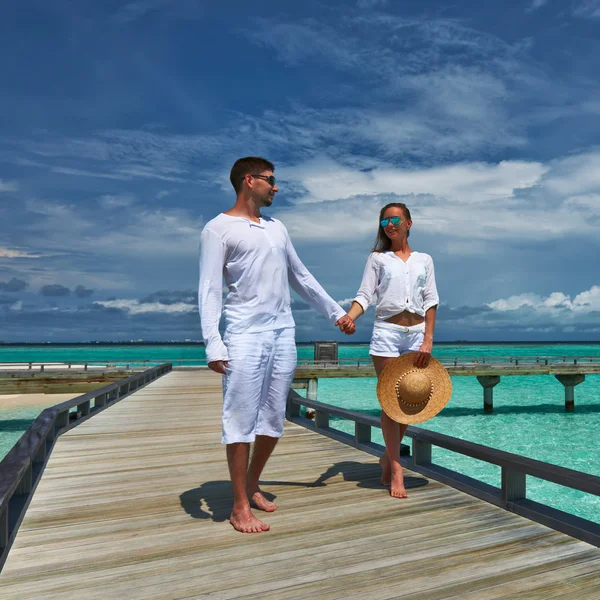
[
  {"x1": 208, "y1": 360, "x2": 228, "y2": 374},
  {"x1": 335, "y1": 314, "x2": 356, "y2": 335},
  {"x1": 413, "y1": 338, "x2": 432, "y2": 368}
]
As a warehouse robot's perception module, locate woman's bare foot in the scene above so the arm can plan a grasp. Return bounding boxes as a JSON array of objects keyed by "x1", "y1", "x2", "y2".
[
  {"x1": 379, "y1": 454, "x2": 391, "y2": 487},
  {"x1": 390, "y1": 468, "x2": 408, "y2": 499},
  {"x1": 247, "y1": 486, "x2": 277, "y2": 512},
  {"x1": 230, "y1": 507, "x2": 270, "y2": 533}
]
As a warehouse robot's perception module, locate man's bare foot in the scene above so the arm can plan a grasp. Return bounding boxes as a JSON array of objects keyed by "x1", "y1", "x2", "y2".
[
  {"x1": 230, "y1": 507, "x2": 270, "y2": 533},
  {"x1": 247, "y1": 487, "x2": 277, "y2": 512},
  {"x1": 379, "y1": 455, "x2": 391, "y2": 487},
  {"x1": 390, "y1": 469, "x2": 408, "y2": 499}
]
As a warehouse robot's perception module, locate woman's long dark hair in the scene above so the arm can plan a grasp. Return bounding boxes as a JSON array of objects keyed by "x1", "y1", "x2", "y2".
[{"x1": 372, "y1": 202, "x2": 411, "y2": 253}]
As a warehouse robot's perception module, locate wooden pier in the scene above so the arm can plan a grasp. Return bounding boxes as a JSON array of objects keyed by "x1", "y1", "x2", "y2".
[
  {"x1": 294, "y1": 357, "x2": 600, "y2": 412},
  {"x1": 1, "y1": 369, "x2": 600, "y2": 598}
]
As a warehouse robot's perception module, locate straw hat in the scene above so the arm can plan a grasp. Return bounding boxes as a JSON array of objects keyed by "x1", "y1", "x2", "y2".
[{"x1": 376, "y1": 353, "x2": 452, "y2": 424}]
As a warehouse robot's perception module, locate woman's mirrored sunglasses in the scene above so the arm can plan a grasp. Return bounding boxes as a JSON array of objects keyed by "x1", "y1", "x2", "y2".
[
  {"x1": 380, "y1": 216, "x2": 402, "y2": 227},
  {"x1": 251, "y1": 174, "x2": 277, "y2": 186}
]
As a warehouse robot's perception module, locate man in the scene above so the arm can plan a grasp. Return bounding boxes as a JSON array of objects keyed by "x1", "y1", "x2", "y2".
[{"x1": 199, "y1": 156, "x2": 355, "y2": 533}]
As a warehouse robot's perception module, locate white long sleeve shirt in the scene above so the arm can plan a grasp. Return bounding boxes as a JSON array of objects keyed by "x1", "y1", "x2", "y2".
[
  {"x1": 199, "y1": 213, "x2": 346, "y2": 363},
  {"x1": 354, "y1": 251, "x2": 439, "y2": 321}
]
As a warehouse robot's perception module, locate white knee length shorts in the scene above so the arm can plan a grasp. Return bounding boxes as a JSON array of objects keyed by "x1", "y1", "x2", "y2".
[
  {"x1": 369, "y1": 321, "x2": 425, "y2": 357},
  {"x1": 221, "y1": 327, "x2": 297, "y2": 444}
]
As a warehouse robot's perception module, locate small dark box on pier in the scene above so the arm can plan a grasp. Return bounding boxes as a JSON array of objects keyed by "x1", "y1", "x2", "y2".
[{"x1": 314, "y1": 341, "x2": 338, "y2": 362}]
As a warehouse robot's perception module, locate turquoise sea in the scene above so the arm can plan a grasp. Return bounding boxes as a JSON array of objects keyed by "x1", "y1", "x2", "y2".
[{"x1": 1, "y1": 342, "x2": 599, "y2": 524}]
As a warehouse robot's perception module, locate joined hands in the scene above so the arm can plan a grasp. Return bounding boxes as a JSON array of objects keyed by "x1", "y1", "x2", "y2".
[{"x1": 335, "y1": 314, "x2": 356, "y2": 335}]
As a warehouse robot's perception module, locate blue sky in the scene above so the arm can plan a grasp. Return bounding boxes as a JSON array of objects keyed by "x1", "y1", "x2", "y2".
[{"x1": 1, "y1": 0, "x2": 600, "y2": 343}]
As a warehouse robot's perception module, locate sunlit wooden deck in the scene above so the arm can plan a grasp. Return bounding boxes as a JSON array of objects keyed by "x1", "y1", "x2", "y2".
[{"x1": 1, "y1": 370, "x2": 600, "y2": 599}]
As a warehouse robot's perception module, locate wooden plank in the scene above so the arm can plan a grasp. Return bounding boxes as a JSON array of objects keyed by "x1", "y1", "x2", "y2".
[{"x1": 0, "y1": 371, "x2": 598, "y2": 599}]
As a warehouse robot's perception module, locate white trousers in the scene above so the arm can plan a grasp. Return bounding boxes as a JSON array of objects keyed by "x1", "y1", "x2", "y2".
[
  {"x1": 369, "y1": 321, "x2": 425, "y2": 357},
  {"x1": 221, "y1": 327, "x2": 297, "y2": 444}
]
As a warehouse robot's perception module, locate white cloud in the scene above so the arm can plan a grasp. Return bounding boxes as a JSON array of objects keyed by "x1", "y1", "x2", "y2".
[
  {"x1": 0, "y1": 179, "x2": 19, "y2": 192},
  {"x1": 22, "y1": 199, "x2": 203, "y2": 259},
  {"x1": 573, "y1": 1, "x2": 600, "y2": 18},
  {"x1": 280, "y1": 156, "x2": 546, "y2": 205},
  {"x1": 0, "y1": 248, "x2": 42, "y2": 258},
  {"x1": 573, "y1": 285, "x2": 600, "y2": 309},
  {"x1": 273, "y1": 149, "x2": 600, "y2": 244},
  {"x1": 94, "y1": 298, "x2": 195, "y2": 314},
  {"x1": 543, "y1": 152, "x2": 600, "y2": 196},
  {"x1": 99, "y1": 194, "x2": 137, "y2": 209},
  {"x1": 528, "y1": 0, "x2": 549, "y2": 10},
  {"x1": 337, "y1": 298, "x2": 355, "y2": 307},
  {"x1": 489, "y1": 286, "x2": 600, "y2": 314}
]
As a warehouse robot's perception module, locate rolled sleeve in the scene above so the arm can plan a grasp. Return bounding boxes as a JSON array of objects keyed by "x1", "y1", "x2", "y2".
[
  {"x1": 354, "y1": 253, "x2": 378, "y2": 312},
  {"x1": 423, "y1": 256, "x2": 439, "y2": 312},
  {"x1": 199, "y1": 228, "x2": 229, "y2": 363},
  {"x1": 286, "y1": 234, "x2": 346, "y2": 324}
]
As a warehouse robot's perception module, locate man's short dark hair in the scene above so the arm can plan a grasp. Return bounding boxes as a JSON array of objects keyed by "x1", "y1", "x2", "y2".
[{"x1": 230, "y1": 157, "x2": 275, "y2": 193}]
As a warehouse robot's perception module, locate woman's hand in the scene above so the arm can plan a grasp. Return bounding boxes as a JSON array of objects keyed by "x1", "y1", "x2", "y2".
[{"x1": 414, "y1": 338, "x2": 432, "y2": 368}]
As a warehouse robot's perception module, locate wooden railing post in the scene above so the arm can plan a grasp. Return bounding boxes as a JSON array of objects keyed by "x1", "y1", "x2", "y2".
[
  {"x1": 16, "y1": 464, "x2": 32, "y2": 495},
  {"x1": 315, "y1": 410, "x2": 329, "y2": 429},
  {"x1": 34, "y1": 440, "x2": 47, "y2": 465},
  {"x1": 0, "y1": 507, "x2": 7, "y2": 554},
  {"x1": 413, "y1": 439, "x2": 432, "y2": 466},
  {"x1": 502, "y1": 468, "x2": 526, "y2": 504},
  {"x1": 286, "y1": 391, "x2": 300, "y2": 420},
  {"x1": 95, "y1": 393, "x2": 106, "y2": 409},
  {"x1": 55, "y1": 410, "x2": 69, "y2": 431},
  {"x1": 355, "y1": 422, "x2": 371, "y2": 445}
]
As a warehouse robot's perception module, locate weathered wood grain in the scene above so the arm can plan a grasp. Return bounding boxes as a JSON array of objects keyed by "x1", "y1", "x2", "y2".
[{"x1": 0, "y1": 370, "x2": 598, "y2": 599}]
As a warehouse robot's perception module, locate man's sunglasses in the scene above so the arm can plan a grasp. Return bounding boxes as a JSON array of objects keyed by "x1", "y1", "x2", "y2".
[
  {"x1": 250, "y1": 174, "x2": 277, "y2": 186},
  {"x1": 380, "y1": 216, "x2": 402, "y2": 227}
]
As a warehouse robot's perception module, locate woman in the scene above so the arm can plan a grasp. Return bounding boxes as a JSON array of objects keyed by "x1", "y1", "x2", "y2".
[{"x1": 347, "y1": 202, "x2": 439, "y2": 498}]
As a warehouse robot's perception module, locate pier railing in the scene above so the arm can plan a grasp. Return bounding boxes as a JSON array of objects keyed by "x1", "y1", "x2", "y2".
[
  {"x1": 286, "y1": 389, "x2": 600, "y2": 547},
  {"x1": 296, "y1": 355, "x2": 600, "y2": 368},
  {"x1": 0, "y1": 363, "x2": 172, "y2": 571},
  {"x1": 1, "y1": 355, "x2": 599, "y2": 371}
]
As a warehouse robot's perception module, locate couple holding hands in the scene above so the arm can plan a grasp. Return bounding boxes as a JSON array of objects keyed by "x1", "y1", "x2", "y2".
[{"x1": 199, "y1": 156, "x2": 441, "y2": 533}]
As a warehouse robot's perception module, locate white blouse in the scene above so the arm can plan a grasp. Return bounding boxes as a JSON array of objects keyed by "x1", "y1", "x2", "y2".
[
  {"x1": 354, "y1": 251, "x2": 439, "y2": 321},
  {"x1": 199, "y1": 213, "x2": 346, "y2": 363}
]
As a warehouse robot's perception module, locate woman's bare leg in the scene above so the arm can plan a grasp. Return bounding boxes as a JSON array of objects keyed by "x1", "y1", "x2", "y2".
[{"x1": 372, "y1": 355, "x2": 408, "y2": 498}]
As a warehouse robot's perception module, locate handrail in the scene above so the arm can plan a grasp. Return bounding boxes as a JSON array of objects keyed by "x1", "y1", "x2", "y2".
[
  {"x1": 1, "y1": 354, "x2": 599, "y2": 371},
  {"x1": 286, "y1": 389, "x2": 600, "y2": 547},
  {"x1": 297, "y1": 355, "x2": 600, "y2": 367},
  {"x1": 0, "y1": 363, "x2": 172, "y2": 572}
]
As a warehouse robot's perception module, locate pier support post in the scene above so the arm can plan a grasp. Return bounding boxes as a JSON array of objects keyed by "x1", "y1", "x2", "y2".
[
  {"x1": 307, "y1": 378, "x2": 318, "y2": 401},
  {"x1": 477, "y1": 376, "x2": 501, "y2": 413},
  {"x1": 555, "y1": 374, "x2": 585, "y2": 412}
]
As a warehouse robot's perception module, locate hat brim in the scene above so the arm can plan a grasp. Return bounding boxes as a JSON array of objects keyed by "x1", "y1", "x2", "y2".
[{"x1": 376, "y1": 353, "x2": 452, "y2": 424}]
